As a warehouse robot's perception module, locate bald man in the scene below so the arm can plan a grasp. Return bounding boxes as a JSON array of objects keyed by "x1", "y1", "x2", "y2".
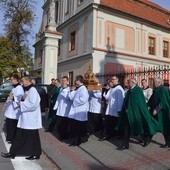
[{"x1": 117, "y1": 78, "x2": 160, "y2": 150}]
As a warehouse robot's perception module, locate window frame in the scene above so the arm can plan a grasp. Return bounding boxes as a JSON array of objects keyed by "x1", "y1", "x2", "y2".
[
  {"x1": 55, "y1": 1, "x2": 59, "y2": 23},
  {"x1": 77, "y1": 0, "x2": 84, "y2": 6},
  {"x1": 58, "y1": 39, "x2": 61, "y2": 56},
  {"x1": 163, "y1": 41, "x2": 169, "y2": 58},
  {"x1": 148, "y1": 37, "x2": 156, "y2": 55},
  {"x1": 65, "y1": 0, "x2": 69, "y2": 14},
  {"x1": 69, "y1": 31, "x2": 76, "y2": 52}
]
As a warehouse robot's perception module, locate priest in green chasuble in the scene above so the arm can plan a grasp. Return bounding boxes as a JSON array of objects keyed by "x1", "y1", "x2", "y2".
[
  {"x1": 117, "y1": 78, "x2": 160, "y2": 150},
  {"x1": 148, "y1": 77, "x2": 170, "y2": 148}
]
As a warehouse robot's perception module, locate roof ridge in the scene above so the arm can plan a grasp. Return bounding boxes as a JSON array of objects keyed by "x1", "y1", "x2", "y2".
[
  {"x1": 100, "y1": 0, "x2": 170, "y2": 30},
  {"x1": 130, "y1": 0, "x2": 170, "y2": 15}
]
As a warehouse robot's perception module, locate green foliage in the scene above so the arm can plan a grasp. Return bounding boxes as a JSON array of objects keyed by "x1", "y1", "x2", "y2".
[
  {"x1": 0, "y1": 37, "x2": 33, "y2": 78},
  {"x1": 0, "y1": 0, "x2": 36, "y2": 78}
]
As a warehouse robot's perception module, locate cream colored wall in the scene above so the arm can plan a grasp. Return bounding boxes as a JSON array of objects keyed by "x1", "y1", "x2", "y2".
[
  {"x1": 57, "y1": 0, "x2": 100, "y2": 26},
  {"x1": 56, "y1": 2, "x2": 96, "y2": 79},
  {"x1": 92, "y1": 49, "x2": 169, "y2": 75},
  {"x1": 57, "y1": 56, "x2": 93, "y2": 80},
  {"x1": 34, "y1": 0, "x2": 170, "y2": 83},
  {"x1": 58, "y1": 10, "x2": 94, "y2": 62},
  {"x1": 92, "y1": 8, "x2": 170, "y2": 75},
  {"x1": 94, "y1": 10, "x2": 170, "y2": 60}
]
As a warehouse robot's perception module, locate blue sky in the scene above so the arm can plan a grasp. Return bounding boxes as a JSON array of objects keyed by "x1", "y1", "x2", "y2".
[
  {"x1": 0, "y1": 0, "x2": 169, "y2": 56},
  {"x1": 150, "y1": 0, "x2": 170, "y2": 10}
]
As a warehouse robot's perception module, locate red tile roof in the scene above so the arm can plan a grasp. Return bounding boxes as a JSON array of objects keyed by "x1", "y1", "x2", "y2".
[{"x1": 100, "y1": 0, "x2": 170, "y2": 29}]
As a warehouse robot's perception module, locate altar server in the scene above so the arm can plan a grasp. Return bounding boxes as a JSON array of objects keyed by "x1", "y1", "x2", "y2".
[
  {"x1": 68, "y1": 75, "x2": 89, "y2": 146},
  {"x1": 1, "y1": 76, "x2": 42, "y2": 160},
  {"x1": 4, "y1": 74, "x2": 24, "y2": 143},
  {"x1": 141, "y1": 79, "x2": 152, "y2": 103},
  {"x1": 88, "y1": 90, "x2": 103, "y2": 135},
  {"x1": 53, "y1": 76, "x2": 72, "y2": 140},
  {"x1": 100, "y1": 76, "x2": 125, "y2": 140}
]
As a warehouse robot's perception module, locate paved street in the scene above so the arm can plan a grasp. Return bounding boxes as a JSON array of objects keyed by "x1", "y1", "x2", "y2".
[
  {"x1": 40, "y1": 124, "x2": 170, "y2": 170},
  {"x1": 0, "y1": 103, "x2": 170, "y2": 170},
  {"x1": 41, "y1": 113, "x2": 170, "y2": 170},
  {"x1": 0, "y1": 103, "x2": 58, "y2": 170}
]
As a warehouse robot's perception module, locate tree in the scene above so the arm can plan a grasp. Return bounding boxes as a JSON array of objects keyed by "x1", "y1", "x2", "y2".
[
  {"x1": 0, "y1": 37, "x2": 33, "y2": 78},
  {"x1": 0, "y1": 0, "x2": 35, "y2": 78},
  {"x1": 1, "y1": 0, "x2": 36, "y2": 44}
]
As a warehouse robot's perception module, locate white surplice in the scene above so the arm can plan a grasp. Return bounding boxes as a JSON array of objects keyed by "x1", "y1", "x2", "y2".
[
  {"x1": 4, "y1": 85, "x2": 24, "y2": 120},
  {"x1": 88, "y1": 90, "x2": 102, "y2": 114},
  {"x1": 68, "y1": 85, "x2": 89, "y2": 121},
  {"x1": 18, "y1": 87, "x2": 42, "y2": 129},
  {"x1": 104, "y1": 85, "x2": 125, "y2": 117},
  {"x1": 53, "y1": 86, "x2": 72, "y2": 117}
]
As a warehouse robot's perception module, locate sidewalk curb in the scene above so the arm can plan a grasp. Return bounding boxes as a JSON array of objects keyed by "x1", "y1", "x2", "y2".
[{"x1": 39, "y1": 129, "x2": 91, "y2": 170}]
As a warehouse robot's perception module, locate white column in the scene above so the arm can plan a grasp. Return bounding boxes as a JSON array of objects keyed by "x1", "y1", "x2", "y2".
[{"x1": 42, "y1": 32, "x2": 62, "y2": 84}]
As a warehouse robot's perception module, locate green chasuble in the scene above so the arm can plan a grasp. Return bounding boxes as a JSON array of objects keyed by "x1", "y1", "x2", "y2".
[
  {"x1": 148, "y1": 85, "x2": 170, "y2": 135},
  {"x1": 48, "y1": 86, "x2": 61, "y2": 118},
  {"x1": 118, "y1": 86, "x2": 160, "y2": 136}
]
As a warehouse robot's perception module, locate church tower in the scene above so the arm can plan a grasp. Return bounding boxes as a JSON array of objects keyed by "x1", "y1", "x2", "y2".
[{"x1": 33, "y1": 0, "x2": 62, "y2": 84}]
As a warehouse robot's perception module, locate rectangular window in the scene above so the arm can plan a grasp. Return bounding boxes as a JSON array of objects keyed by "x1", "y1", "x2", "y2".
[
  {"x1": 148, "y1": 37, "x2": 155, "y2": 55},
  {"x1": 46, "y1": 9, "x2": 50, "y2": 27},
  {"x1": 55, "y1": 1, "x2": 59, "y2": 23},
  {"x1": 58, "y1": 39, "x2": 61, "y2": 56},
  {"x1": 163, "y1": 41, "x2": 169, "y2": 58},
  {"x1": 77, "y1": 0, "x2": 84, "y2": 6},
  {"x1": 69, "y1": 71, "x2": 74, "y2": 86},
  {"x1": 39, "y1": 50, "x2": 43, "y2": 64},
  {"x1": 69, "y1": 31, "x2": 76, "y2": 51},
  {"x1": 65, "y1": 0, "x2": 69, "y2": 14}
]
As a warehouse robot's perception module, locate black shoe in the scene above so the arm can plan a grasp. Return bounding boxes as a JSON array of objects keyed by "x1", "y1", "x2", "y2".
[
  {"x1": 1, "y1": 152, "x2": 15, "y2": 159},
  {"x1": 113, "y1": 135, "x2": 121, "y2": 139},
  {"x1": 98, "y1": 136, "x2": 110, "y2": 141},
  {"x1": 69, "y1": 141, "x2": 81, "y2": 146},
  {"x1": 44, "y1": 129, "x2": 52, "y2": 132},
  {"x1": 69, "y1": 143, "x2": 75, "y2": 147},
  {"x1": 6, "y1": 141, "x2": 12, "y2": 144},
  {"x1": 69, "y1": 143, "x2": 79, "y2": 147},
  {"x1": 117, "y1": 145, "x2": 129, "y2": 150},
  {"x1": 25, "y1": 155, "x2": 40, "y2": 160},
  {"x1": 143, "y1": 137, "x2": 151, "y2": 147},
  {"x1": 160, "y1": 144, "x2": 170, "y2": 148}
]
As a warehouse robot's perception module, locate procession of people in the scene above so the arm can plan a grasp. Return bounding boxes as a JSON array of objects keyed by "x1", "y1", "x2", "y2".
[{"x1": 1, "y1": 73, "x2": 170, "y2": 161}]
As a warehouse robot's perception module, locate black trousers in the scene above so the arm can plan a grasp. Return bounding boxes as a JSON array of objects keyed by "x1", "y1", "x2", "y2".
[
  {"x1": 164, "y1": 134, "x2": 170, "y2": 145},
  {"x1": 6, "y1": 118, "x2": 18, "y2": 142},
  {"x1": 48, "y1": 116, "x2": 57, "y2": 131},
  {"x1": 105, "y1": 115, "x2": 119, "y2": 138},
  {"x1": 10, "y1": 128, "x2": 41, "y2": 156},
  {"x1": 122, "y1": 115, "x2": 130, "y2": 147},
  {"x1": 68, "y1": 119, "x2": 88, "y2": 146},
  {"x1": 88, "y1": 112, "x2": 103, "y2": 135},
  {"x1": 56, "y1": 116, "x2": 69, "y2": 140}
]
